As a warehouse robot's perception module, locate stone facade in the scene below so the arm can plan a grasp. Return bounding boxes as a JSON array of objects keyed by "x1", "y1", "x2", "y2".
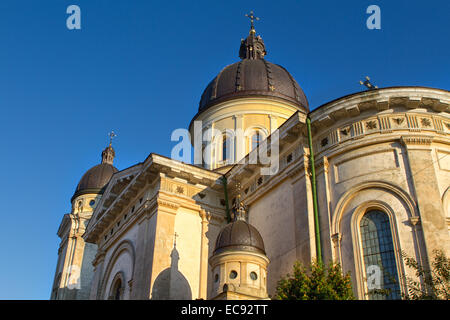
[
  {"x1": 226, "y1": 87, "x2": 450, "y2": 297},
  {"x1": 52, "y1": 84, "x2": 450, "y2": 300}
]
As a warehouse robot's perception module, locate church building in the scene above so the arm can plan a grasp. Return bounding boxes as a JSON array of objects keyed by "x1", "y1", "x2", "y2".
[{"x1": 51, "y1": 15, "x2": 450, "y2": 300}]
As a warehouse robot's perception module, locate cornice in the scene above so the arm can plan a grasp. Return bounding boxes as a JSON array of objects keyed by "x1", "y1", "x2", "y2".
[
  {"x1": 313, "y1": 112, "x2": 449, "y2": 155},
  {"x1": 310, "y1": 87, "x2": 450, "y2": 130}
]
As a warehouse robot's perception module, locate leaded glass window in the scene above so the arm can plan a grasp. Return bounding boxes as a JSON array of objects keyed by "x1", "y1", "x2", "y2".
[{"x1": 360, "y1": 210, "x2": 401, "y2": 300}]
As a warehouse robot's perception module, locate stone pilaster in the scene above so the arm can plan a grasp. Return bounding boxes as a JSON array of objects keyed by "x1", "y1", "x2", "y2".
[
  {"x1": 148, "y1": 198, "x2": 179, "y2": 299},
  {"x1": 198, "y1": 210, "x2": 211, "y2": 299},
  {"x1": 401, "y1": 136, "x2": 450, "y2": 264}
]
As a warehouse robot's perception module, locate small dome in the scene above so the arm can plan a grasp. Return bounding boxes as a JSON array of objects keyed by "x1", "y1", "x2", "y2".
[
  {"x1": 71, "y1": 146, "x2": 118, "y2": 201},
  {"x1": 214, "y1": 219, "x2": 266, "y2": 255}
]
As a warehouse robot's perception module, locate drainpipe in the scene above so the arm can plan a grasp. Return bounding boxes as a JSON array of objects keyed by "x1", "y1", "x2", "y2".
[
  {"x1": 306, "y1": 116, "x2": 323, "y2": 265},
  {"x1": 221, "y1": 176, "x2": 231, "y2": 223}
]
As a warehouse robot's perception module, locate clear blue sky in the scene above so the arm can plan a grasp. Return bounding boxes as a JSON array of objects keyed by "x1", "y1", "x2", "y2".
[{"x1": 0, "y1": 0, "x2": 448, "y2": 299}]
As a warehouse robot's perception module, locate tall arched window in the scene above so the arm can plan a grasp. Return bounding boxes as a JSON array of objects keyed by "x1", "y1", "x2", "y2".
[
  {"x1": 222, "y1": 135, "x2": 231, "y2": 162},
  {"x1": 360, "y1": 210, "x2": 401, "y2": 300},
  {"x1": 251, "y1": 131, "x2": 262, "y2": 151}
]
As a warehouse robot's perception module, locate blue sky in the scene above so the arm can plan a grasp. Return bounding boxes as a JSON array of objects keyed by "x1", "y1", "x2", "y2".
[{"x1": 0, "y1": 0, "x2": 448, "y2": 299}]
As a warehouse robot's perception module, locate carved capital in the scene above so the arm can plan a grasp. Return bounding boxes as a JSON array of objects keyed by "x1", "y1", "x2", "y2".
[
  {"x1": 199, "y1": 209, "x2": 211, "y2": 222},
  {"x1": 156, "y1": 198, "x2": 180, "y2": 214},
  {"x1": 331, "y1": 233, "x2": 342, "y2": 245},
  {"x1": 93, "y1": 249, "x2": 106, "y2": 266},
  {"x1": 323, "y1": 157, "x2": 329, "y2": 174},
  {"x1": 409, "y1": 216, "x2": 421, "y2": 226}
]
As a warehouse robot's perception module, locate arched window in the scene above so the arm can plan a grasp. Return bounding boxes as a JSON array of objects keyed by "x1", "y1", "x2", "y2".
[
  {"x1": 360, "y1": 210, "x2": 401, "y2": 300},
  {"x1": 222, "y1": 135, "x2": 231, "y2": 162},
  {"x1": 251, "y1": 131, "x2": 262, "y2": 151}
]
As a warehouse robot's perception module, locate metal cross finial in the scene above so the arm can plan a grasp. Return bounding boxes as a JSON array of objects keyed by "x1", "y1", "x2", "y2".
[
  {"x1": 234, "y1": 182, "x2": 247, "y2": 221},
  {"x1": 174, "y1": 232, "x2": 179, "y2": 246},
  {"x1": 108, "y1": 131, "x2": 117, "y2": 147},
  {"x1": 245, "y1": 11, "x2": 260, "y2": 30},
  {"x1": 359, "y1": 76, "x2": 378, "y2": 90}
]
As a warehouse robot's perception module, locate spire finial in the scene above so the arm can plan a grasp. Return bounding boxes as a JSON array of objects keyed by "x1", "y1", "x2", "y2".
[
  {"x1": 233, "y1": 182, "x2": 247, "y2": 221},
  {"x1": 245, "y1": 10, "x2": 259, "y2": 33},
  {"x1": 239, "y1": 11, "x2": 266, "y2": 60},
  {"x1": 108, "y1": 131, "x2": 117, "y2": 147},
  {"x1": 102, "y1": 131, "x2": 116, "y2": 165}
]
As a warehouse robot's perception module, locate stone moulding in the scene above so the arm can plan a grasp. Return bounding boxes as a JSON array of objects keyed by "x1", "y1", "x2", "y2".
[
  {"x1": 400, "y1": 136, "x2": 434, "y2": 146},
  {"x1": 331, "y1": 180, "x2": 418, "y2": 236}
]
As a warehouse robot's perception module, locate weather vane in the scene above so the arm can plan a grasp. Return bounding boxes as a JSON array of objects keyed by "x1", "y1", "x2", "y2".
[
  {"x1": 359, "y1": 76, "x2": 378, "y2": 90},
  {"x1": 108, "y1": 131, "x2": 117, "y2": 147},
  {"x1": 245, "y1": 11, "x2": 260, "y2": 30}
]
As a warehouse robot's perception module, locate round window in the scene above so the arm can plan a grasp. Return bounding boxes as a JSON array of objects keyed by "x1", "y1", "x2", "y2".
[
  {"x1": 229, "y1": 270, "x2": 238, "y2": 279},
  {"x1": 89, "y1": 200, "x2": 95, "y2": 206},
  {"x1": 250, "y1": 271, "x2": 258, "y2": 280}
]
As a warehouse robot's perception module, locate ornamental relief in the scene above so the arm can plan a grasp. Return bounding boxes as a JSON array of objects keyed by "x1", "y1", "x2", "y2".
[
  {"x1": 392, "y1": 117, "x2": 405, "y2": 126},
  {"x1": 315, "y1": 113, "x2": 446, "y2": 152},
  {"x1": 420, "y1": 117, "x2": 432, "y2": 128},
  {"x1": 160, "y1": 178, "x2": 203, "y2": 198}
]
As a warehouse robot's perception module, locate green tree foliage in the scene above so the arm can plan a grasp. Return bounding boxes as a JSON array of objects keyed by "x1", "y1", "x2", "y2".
[
  {"x1": 273, "y1": 260, "x2": 354, "y2": 300},
  {"x1": 402, "y1": 249, "x2": 450, "y2": 300}
]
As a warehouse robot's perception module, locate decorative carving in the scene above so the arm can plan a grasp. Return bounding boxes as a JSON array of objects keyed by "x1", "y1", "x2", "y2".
[
  {"x1": 331, "y1": 233, "x2": 342, "y2": 249},
  {"x1": 420, "y1": 118, "x2": 431, "y2": 127},
  {"x1": 340, "y1": 126, "x2": 351, "y2": 136},
  {"x1": 199, "y1": 209, "x2": 211, "y2": 222},
  {"x1": 365, "y1": 120, "x2": 377, "y2": 130},
  {"x1": 445, "y1": 123, "x2": 450, "y2": 130},
  {"x1": 156, "y1": 199, "x2": 179, "y2": 211},
  {"x1": 323, "y1": 157, "x2": 329, "y2": 174},
  {"x1": 392, "y1": 117, "x2": 404, "y2": 125},
  {"x1": 401, "y1": 136, "x2": 433, "y2": 146},
  {"x1": 409, "y1": 216, "x2": 421, "y2": 226},
  {"x1": 176, "y1": 186, "x2": 184, "y2": 194}
]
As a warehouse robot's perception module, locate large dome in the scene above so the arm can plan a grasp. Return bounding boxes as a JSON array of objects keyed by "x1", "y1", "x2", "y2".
[
  {"x1": 213, "y1": 219, "x2": 266, "y2": 255},
  {"x1": 71, "y1": 146, "x2": 118, "y2": 201},
  {"x1": 198, "y1": 26, "x2": 308, "y2": 113}
]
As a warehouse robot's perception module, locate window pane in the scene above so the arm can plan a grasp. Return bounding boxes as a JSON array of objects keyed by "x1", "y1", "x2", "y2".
[
  {"x1": 222, "y1": 136, "x2": 231, "y2": 161},
  {"x1": 252, "y1": 132, "x2": 261, "y2": 151},
  {"x1": 360, "y1": 210, "x2": 401, "y2": 300}
]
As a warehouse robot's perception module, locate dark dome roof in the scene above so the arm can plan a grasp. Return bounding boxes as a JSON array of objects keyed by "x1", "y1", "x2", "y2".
[
  {"x1": 199, "y1": 59, "x2": 308, "y2": 112},
  {"x1": 71, "y1": 145, "x2": 118, "y2": 201},
  {"x1": 72, "y1": 163, "x2": 118, "y2": 201},
  {"x1": 214, "y1": 219, "x2": 266, "y2": 255},
  {"x1": 197, "y1": 26, "x2": 308, "y2": 113}
]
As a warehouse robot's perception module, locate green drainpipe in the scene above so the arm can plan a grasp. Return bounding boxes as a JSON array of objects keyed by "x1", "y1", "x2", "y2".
[
  {"x1": 221, "y1": 176, "x2": 231, "y2": 223},
  {"x1": 306, "y1": 116, "x2": 323, "y2": 265}
]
